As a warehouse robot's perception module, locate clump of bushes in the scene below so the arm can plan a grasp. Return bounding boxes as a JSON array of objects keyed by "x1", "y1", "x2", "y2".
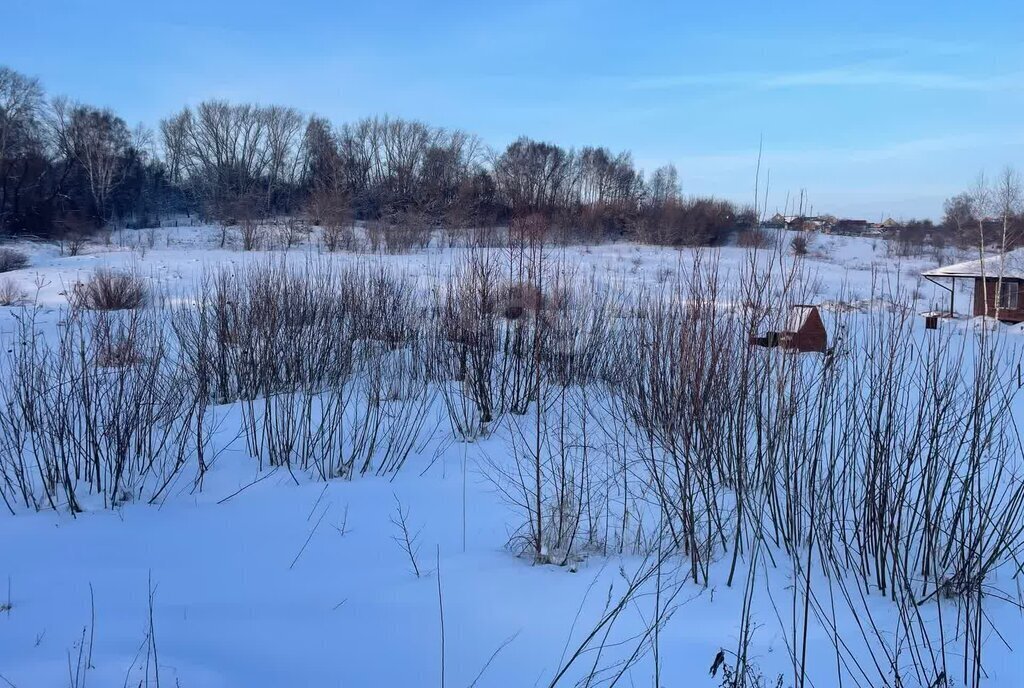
[
  {"x1": 323, "y1": 222, "x2": 357, "y2": 252},
  {"x1": 503, "y1": 282, "x2": 543, "y2": 320},
  {"x1": 0, "y1": 248, "x2": 29, "y2": 273},
  {"x1": 95, "y1": 318, "x2": 144, "y2": 367},
  {"x1": 366, "y1": 212, "x2": 433, "y2": 254},
  {"x1": 735, "y1": 228, "x2": 775, "y2": 249},
  {"x1": 71, "y1": 268, "x2": 148, "y2": 311},
  {"x1": 0, "y1": 277, "x2": 26, "y2": 306},
  {"x1": 791, "y1": 233, "x2": 811, "y2": 256}
]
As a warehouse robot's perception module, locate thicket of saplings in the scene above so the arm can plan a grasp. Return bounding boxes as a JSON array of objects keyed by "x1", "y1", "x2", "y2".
[{"x1": 0, "y1": 237, "x2": 1020, "y2": 687}]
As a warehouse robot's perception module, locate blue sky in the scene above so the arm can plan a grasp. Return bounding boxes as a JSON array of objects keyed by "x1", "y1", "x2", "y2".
[{"x1": 4, "y1": 0, "x2": 1023, "y2": 219}]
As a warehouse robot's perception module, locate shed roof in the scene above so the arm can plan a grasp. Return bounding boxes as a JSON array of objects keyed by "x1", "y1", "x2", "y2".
[
  {"x1": 786, "y1": 304, "x2": 818, "y2": 331},
  {"x1": 923, "y1": 249, "x2": 1024, "y2": 279}
]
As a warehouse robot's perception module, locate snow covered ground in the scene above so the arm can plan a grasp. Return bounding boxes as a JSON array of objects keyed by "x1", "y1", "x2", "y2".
[{"x1": 0, "y1": 225, "x2": 1020, "y2": 687}]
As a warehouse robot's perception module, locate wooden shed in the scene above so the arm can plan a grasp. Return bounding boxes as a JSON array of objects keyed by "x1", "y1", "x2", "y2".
[
  {"x1": 778, "y1": 305, "x2": 828, "y2": 353},
  {"x1": 923, "y1": 249, "x2": 1024, "y2": 323}
]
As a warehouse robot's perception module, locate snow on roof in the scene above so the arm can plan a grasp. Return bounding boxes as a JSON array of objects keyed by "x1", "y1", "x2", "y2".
[
  {"x1": 786, "y1": 304, "x2": 817, "y2": 331},
  {"x1": 923, "y1": 248, "x2": 1024, "y2": 279}
]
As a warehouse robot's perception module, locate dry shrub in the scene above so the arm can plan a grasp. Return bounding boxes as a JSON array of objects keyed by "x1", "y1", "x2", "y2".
[
  {"x1": 386, "y1": 212, "x2": 432, "y2": 253},
  {"x1": 71, "y1": 269, "x2": 148, "y2": 311},
  {"x1": 369, "y1": 213, "x2": 433, "y2": 253},
  {"x1": 791, "y1": 233, "x2": 811, "y2": 256},
  {"x1": 736, "y1": 229, "x2": 775, "y2": 249},
  {"x1": 366, "y1": 220, "x2": 384, "y2": 252},
  {"x1": 496, "y1": 281, "x2": 574, "y2": 323},
  {"x1": 62, "y1": 233, "x2": 88, "y2": 256},
  {"x1": 272, "y1": 218, "x2": 307, "y2": 250},
  {"x1": 0, "y1": 277, "x2": 26, "y2": 306},
  {"x1": 308, "y1": 187, "x2": 355, "y2": 251},
  {"x1": 95, "y1": 317, "x2": 144, "y2": 367},
  {"x1": 97, "y1": 337, "x2": 144, "y2": 368},
  {"x1": 240, "y1": 217, "x2": 261, "y2": 251},
  {"x1": 456, "y1": 224, "x2": 505, "y2": 249},
  {"x1": 323, "y1": 222, "x2": 357, "y2": 252},
  {"x1": 503, "y1": 281, "x2": 543, "y2": 320},
  {"x1": 0, "y1": 248, "x2": 29, "y2": 273}
]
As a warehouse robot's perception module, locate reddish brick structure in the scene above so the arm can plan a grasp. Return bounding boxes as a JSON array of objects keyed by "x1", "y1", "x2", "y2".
[
  {"x1": 972, "y1": 278, "x2": 1024, "y2": 322},
  {"x1": 923, "y1": 250, "x2": 1024, "y2": 323},
  {"x1": 779, "y1": 305, "x2": 828, "y2": 353}
]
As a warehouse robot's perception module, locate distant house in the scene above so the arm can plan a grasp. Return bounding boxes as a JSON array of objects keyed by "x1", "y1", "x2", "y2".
[
  {"x1": 880, "y1": 217, "x2": 902, "y2": 230},
  {"x1": 761, "y1": 213, "x2": 840, "y2": 232},
  {"x1": 761, "y1": 213, "x2": 798, "y2": 229},
  {"x1": 833, "y1": 219, "x2": 870, "y2": 235},
  {"x1": 923, "y1": 249, "x2": 1024, "y2": 322},
  {"x1": 788, "y1": 216, "x2": 828, "y2": 231}
]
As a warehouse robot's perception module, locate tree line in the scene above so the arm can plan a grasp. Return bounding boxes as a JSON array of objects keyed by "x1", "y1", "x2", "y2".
[
  {"x1": 880, "y1": 169, "x2": 1024, "y2": 258},
  {"x1": 1, "y1": 65, "x2": 756, "y2": 245},
  {"x1": 0, "y1": 68, "x2": 173, "y2": 237},
  {"x1": 12, "y1": 63, "x2": 1016, "y2": 250},
  {"x1": 941, "y1": 168, "x2": 1024, "y2": 251}
]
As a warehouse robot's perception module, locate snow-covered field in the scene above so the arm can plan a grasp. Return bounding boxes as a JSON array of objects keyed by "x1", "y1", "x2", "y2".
[{"x1": 0, "y1": 225, "x2": 1020, "y2": 687}]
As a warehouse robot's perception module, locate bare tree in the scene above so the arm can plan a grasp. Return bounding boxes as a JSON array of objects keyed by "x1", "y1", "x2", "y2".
[
  {"x1": 159, "y1": 110, "x2": 189, "y2": 185},
  {"x1": 263, "y1": 105, "x2": 305, "y2": 211},
  {"x1": 50, "y1": 98, "x2": 132, "y2": 226},
  {"x1": 0, "y1": 67, "x2": 44, "y2": 173},
  {"x1": 942, "y1": 191, "x2": 975, "y2": 243}
]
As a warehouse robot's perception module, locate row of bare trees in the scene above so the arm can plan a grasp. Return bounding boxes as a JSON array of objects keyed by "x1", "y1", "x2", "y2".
[
  {"x1": 2, "y1": 64, "x2": 751, "y2": 245},
  {"x1": 0, "y1": 66, "x2": 169, "y2": 236},
  {"x1": 939, "y1": 167, "x2": 1024, "y2": 252},
  {"x1": 161, "y1": 101, "x2": 306, "y2": 218}
]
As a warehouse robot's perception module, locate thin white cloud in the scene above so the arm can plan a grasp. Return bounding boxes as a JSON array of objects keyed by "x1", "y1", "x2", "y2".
[
  {"x1": 762, "y1": 68, "x2": 1021, "y2": 91},
  {"x1": 630, "y1": 68, "x2": 1023, "y2": 92},
  {"x1": 648, "y1": 132, "x2": 1024, "y2": 183},
  {"x1": 629, "y1": 73, "x2": 754, "y2": 90}
]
